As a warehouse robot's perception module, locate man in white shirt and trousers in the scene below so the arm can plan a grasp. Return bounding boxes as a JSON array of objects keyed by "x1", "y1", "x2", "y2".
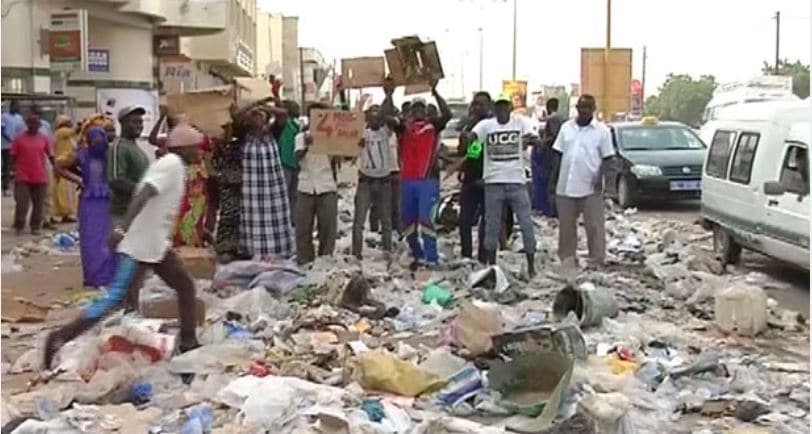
[
  {"x1": 552, "y1": 94, "x2": 616, "y2": 269},
  {"x1": 43, "y1": 124, "x2": 204, "y2": 369}
]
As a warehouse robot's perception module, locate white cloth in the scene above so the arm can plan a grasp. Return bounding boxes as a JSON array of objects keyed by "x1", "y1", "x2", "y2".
[
  {"x1": 295, "y1": 132, "x2": 336, "y2": 194},
  {"x1": 553, "y1": 118, "x2": 615, "y2": 198},
  {"x1": 117, "y1": 153, "x2": 186, "y2": 263},
  {"x1": 389, "y1": 130, "x2": 400, "y2": 173},
  {"x1": 472, "y1": 116, "x2": 537, "y2": 184},
  {"x1": 360, "y1": 126, "x2": 395, "y2": 178}
]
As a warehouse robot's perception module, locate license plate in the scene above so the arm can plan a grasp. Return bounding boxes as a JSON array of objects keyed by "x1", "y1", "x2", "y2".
[{"x1": 669, "y1": 180, "x2": 701, "y2": 191}]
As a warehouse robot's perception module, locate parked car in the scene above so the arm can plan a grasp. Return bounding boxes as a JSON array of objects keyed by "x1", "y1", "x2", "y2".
[
  {"x1": 699, "y1": 99, "x2": 809, "y2": 270},
  {"x1": 604, "y1": 117, "x2": 707, "y2": 208}
]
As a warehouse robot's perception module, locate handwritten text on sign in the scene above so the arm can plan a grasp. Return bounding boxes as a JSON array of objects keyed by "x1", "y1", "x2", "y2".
[{"x1": 310, "y1": 109, "x2": 364, "y2": 157}]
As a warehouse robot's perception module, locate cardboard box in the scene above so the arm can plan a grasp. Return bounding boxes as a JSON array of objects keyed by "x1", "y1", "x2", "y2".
[
  {"x1": 385, "y1": 36, "x2": 444, "y2": 87},
  {"x1": 167, "y1": 89, "x2": 233, "y2": 137},
  {"x1": 140, "y1": 296, "x2": 206, "y2": 326},
  {"x1": 177, "y1": 246, "x2": 216, "y2": 280},
  {"x1": 309, "y1": 109, "x2": 364, "y2": 156},
  {"x1": 341, "y1": 57, "x2": 386, "y2": 89}
]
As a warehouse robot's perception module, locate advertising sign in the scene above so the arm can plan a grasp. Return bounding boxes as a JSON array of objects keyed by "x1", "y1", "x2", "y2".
[
  {"x1": 49, "y1": 10, "x2": 88, "y2": 72},
  {"x1": 580, "y1": 48, "x2": 632, "y2": 119},
  {"x1": 87, "y1": 49, "x2": 109, "y2": 72},
  {"x1": 160, "y1": 61, "x2": 194, "y2": 94},
  {"x1": 310, "y1": 109, "x2": 364, "y2": 156},
  {"x1": 502, "y1": 80, "x2": 528, "y2": 111}
]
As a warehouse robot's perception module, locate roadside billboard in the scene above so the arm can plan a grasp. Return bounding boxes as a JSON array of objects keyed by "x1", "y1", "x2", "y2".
[
  {"x1": 502, "y1": 80, "x2": 528, "y2": 111},
  {"x1": 49, "y1": 10, "x2": 88, "y2": 72},
  {"x1": 580, "y1": 48, "x2": 632, "y2": 120}
]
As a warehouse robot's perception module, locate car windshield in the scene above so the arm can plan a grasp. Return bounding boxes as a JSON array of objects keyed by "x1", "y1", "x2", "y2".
[{"x1": 618, "y1": 126, "x2": 706, "y2": 151}]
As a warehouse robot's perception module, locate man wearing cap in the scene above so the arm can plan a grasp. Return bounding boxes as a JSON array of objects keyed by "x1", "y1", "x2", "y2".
[
  {"x1": 109, "y1": 106, "x2": 150, "y2": 226},
  {"x1": 43, "y1": 124, "x2": 205, "y2": 369},
  {"x1": 471, "y1": 94, "x2": 540, "y2": 276},
  {"x1": 382, "y1": 77, "x2": 452, "y2": 269}
]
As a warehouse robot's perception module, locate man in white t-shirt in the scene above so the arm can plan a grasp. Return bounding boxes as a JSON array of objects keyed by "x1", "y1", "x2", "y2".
[
  {"x1": 552, "y1": 94, "x2": 615, "y2": 268},
  {"x1": 353, "y1": 104, "x2": 396, "y2": 260},
  {"x1": 472, "y1": 94, "x2": 541, "y2": 276},
  {"x1": 294, "y1": 102, "x2": 340, "y2": 265},
  {"x1": 43, "y1": 124, "x2": 204, "y2": 369}
]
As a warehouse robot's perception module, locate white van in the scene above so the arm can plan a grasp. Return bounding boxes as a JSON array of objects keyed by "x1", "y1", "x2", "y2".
[{"x1": 700, "y1": 99, "x2": 810, "y2": 270}]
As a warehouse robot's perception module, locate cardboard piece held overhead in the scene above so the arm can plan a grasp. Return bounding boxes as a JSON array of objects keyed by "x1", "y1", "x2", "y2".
[
  {"x1": 310, "y1": 109, "x2": 364, "y2": 157},
  {"x1": 167, "y1": 88, "x2": 233, "y2": 137},
  {"x1": 385, "y1": 36, "x2": 444, "y2": 86},
  {"x1": 341, "y1": 57, "x2": 386, "y2": 89}
]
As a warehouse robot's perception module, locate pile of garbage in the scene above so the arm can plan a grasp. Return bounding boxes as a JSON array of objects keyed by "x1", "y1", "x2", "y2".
[{"x1": 2, "y1": 196, "x2": 809, "y2": 434}]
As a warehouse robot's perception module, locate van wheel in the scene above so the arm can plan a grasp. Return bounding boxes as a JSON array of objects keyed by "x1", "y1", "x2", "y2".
[
  {"x1": 713, "y1": 226, "x2": 742, "y2": 265},
  {"x1": 617, "y1": 176, "x2": 636, "y2": 209}
]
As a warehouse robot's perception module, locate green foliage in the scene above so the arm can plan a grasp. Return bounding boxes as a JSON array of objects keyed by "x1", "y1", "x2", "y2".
[
  {"x1": 644, "y1": 74, "x2": 717, "y2": 126},
  {"x1": 762, "y1": 59, "x2": 810, "y2": 99}
]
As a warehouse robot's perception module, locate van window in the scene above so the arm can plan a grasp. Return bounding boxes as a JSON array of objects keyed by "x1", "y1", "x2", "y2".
[
  {"x1": 779, "y1": 144, "x2": 809, "y2": 195},
  {"x1": 706, "y1": 130, "x2": 736, "y2": 178},
  {"x1": 729, "y1": 133, "x2": 760, "y2": 184}
]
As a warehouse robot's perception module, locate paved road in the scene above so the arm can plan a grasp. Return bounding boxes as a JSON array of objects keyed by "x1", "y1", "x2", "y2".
[{"x1": 634, "y1": 200, "x2": 810, "y2": 316}]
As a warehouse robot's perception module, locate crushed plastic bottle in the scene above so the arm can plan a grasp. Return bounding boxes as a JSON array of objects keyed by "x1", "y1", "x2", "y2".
[
  {"x1": 34, "y1": 396, "x2": 59, "y2": 420},
  {"x1": 179, "y1": 405, "x2": 213, "y2": 434}
]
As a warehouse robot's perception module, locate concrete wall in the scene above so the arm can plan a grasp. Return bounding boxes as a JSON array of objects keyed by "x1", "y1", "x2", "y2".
[
  {"x1": 1, "y1": 0, "x2": 52, "y2": 93},
  {"x1": 180, "y1": 0, "x2": 256, "y2": 76}
]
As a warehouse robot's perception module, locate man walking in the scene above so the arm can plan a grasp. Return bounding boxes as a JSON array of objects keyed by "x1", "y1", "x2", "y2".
[
  {"x1": 11, "y1": 114, "x2": 53, "y2": 235},
  {"x1": 43, "y1": 124, "x2": 205, "y2": 369},
  {"x1": 2, "y1": 100, "x2": 25, "y2": 196},
  {"x1": 353, "y1": 104, "x2": 396, "y2": 260},
  {"x1": 471, "y1": 95, "x2": 540, "y2": 276},
  {"x1": 383, "y1": 78, "x2": 452, "y2": 269},
  {"x1": 553, "y1": 94, "x2": 615, "y2": 269},
  {"x1": 109, "y1": 106, "x2": 150, "y2": 227},
  {"x1": 294, "y1": 103, "x2": 339, "y2": 265}
]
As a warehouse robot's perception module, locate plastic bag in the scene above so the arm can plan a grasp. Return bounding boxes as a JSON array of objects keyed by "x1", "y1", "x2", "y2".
[{"x1": 357, "y1": 351, "x2": 446, "y2": 397}]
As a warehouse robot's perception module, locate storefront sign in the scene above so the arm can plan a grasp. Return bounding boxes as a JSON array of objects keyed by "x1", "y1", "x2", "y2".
[
  {"x1": 160, "y1": 61, "x2": 195, "y2": 94},
  {"x1": 49, "y1": 10, "x2": 88, "y2": 71},
  {"x1": 87, "y1": 49, "x2": 109, "y2": 72},
  {"x1": 502, "y1": 80, "x2": 528, "y2": 110},
  {"x1": 154, "y1": 35, "x2": 180, "y2": 56},
  {"x1": 310, "y1": 109, "x2": 364, "y2": 157}
]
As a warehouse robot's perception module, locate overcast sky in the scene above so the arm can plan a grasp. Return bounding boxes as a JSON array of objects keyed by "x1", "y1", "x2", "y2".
[{"x1": 259, "y1": 0, "x2": 810, "y2": 100}]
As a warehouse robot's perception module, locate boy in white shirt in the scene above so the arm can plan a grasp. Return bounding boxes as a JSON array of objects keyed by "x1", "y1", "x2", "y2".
[
  {"x1": 294, "y1": 102, "x2": 340, "y2": 265},
  {"x1": 43, "y1": 124, "x2": 204, "y2": 368},
  {"x1": 471, "y1": 94, "x2": 541, "y2": 276},
  {"x1": 353, "y1": 105, "x2": 396, "y2": 259}
]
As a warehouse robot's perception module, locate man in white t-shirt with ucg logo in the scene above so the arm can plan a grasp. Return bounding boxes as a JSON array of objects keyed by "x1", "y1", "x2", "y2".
[
  {"x1": 552, "y1": 94, "x2": 616, "y2": 269},
  {"x1": 471, "y1": 94, "x2": 541, "y2": 276}
]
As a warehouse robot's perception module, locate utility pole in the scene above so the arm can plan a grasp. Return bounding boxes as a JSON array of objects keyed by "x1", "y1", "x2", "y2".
[
  {"x1": 298, "y1": 47, "x2": 306, "y2": 111},
  {"x1": 511, "y1": 0, "x2": 517, "y2": 80},
  {"x1": 641, "y1": 45, "x2": 647, "y2": 113},
  {"x1": 478, "y1": 27, "x2": 484, "y2": 90},
  {"x1": 774, "y1": 11, "x2": 781, "y2": 74},
  {"x1": 602, "y1": 0, "x2": 612, "y2": 121}
]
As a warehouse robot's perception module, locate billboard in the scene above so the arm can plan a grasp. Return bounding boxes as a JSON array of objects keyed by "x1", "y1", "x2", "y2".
[
  {"x1": 580, "y1": 48, "x2": 632, "y2": 120},
  {"x1": 502, "y1": 80, "x2": 528, "y2": 111}
]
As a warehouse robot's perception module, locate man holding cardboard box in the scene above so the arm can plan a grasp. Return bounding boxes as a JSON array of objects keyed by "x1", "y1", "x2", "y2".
[{"x1": 382, "y1": 77, "x2": 452, "y2": 269}]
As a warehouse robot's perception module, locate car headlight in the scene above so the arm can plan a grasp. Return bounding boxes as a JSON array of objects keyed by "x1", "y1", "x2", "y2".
[{"x1": 631, "y1": 164, "x2": 662, "y2": 177}]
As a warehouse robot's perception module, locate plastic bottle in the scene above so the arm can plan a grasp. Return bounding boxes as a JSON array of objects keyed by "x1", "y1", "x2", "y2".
[{"x1": 180, "y1": 405, "x2": 213, "y2": 434}]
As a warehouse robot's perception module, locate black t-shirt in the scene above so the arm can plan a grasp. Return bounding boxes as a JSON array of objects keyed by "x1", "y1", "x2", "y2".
[{"x1": 459, "y1": 115, "x2": 491, "y2": 184}]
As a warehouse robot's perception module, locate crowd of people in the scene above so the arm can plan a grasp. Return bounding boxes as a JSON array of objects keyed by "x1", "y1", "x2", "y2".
[{"x1": 1, "y1": 76, "x2": 616, "y2": 366}]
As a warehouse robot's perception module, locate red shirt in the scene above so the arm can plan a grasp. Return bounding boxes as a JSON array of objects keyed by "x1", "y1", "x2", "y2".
[
  {"x1": 400, "y1": 119, "x2": 438, "y2": 180},
  {"x1": 11, "y1": 132, "x2": 52, "y2": 184}
]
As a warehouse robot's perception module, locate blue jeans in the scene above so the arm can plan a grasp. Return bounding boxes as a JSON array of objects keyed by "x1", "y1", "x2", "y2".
[
  {"x1": 483, "y1": 183, "x2": 536, "y2": 254},
  {"x1": 401, "y1": 178, "x2": 439, "y2": 264}
]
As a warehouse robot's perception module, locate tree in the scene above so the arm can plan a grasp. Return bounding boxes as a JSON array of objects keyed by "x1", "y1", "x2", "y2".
[
  {"x1": 644, "y1": 74, "x2": 717, "y2": 126},
  {"x1": 762, "y1": 59, "x2": 810, "y2": 99}
]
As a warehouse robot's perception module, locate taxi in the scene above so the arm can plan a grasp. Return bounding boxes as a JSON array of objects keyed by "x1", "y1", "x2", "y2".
[{"x1": 604, "y1": 116, "x2": 707, "y2": 208}]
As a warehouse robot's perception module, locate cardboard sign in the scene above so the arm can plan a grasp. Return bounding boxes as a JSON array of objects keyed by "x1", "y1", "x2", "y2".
[
  {"x1": 167, "y1": 88, "x2": 233, "y2": 137},
  {"x1": 341, "y1": 57, "x2": 386, "y2": 88},
  {"x1": 386, "y1": 36, "x2": 444, "y2": 86},
  {"x1": 310, "y1": 109, "x2": 364, "y2": 157}
]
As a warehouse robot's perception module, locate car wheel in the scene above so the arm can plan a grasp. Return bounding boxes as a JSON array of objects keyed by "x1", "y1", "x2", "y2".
[
  {"x1": 617, "y1": 176, "x2": 636, "y2": 209},
  {"x1": 713, "y1": 225, "x2": 742, "y2": 265}
]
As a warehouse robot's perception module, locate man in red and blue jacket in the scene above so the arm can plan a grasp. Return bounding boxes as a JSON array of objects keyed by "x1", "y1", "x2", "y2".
[{"x1": 382, "y1": 77, "x2": 452, "y2": 268}]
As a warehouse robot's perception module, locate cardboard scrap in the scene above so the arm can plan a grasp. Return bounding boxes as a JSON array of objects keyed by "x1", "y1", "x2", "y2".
[
  {"x1": 385, "y1": 35, "x2": 444, "y2": 87},
  {"x1": 310, "y1": 109, "x2": 364, "y2": 157},
  {"x1": 455, "y1": 300, "x2": 502, "y2": 356},
  {"x1": 2, "y1": 297, "x2": 50, "y2": 323},
  {"x1": 167, "y1": 88, "x2": 232, "y2": 136},
  {"x1": 341, "y1": 57, "x2": 386, "y2": 88}
]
